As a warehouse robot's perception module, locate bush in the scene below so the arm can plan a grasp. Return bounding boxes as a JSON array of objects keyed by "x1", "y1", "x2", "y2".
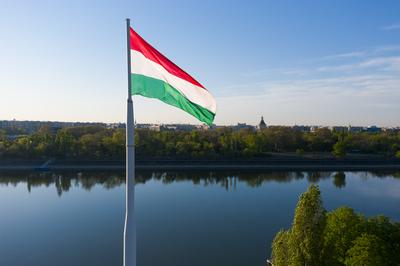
[
  {"x1": 296, "y1": 148, "x2": 304, "y2": 155},
  {"x1": 332, "y1": 141, "x2": 346, "y2": 158}
]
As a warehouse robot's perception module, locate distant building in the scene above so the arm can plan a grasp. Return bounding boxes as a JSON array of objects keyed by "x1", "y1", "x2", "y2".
[
  {"x1": 173, "y1": 124, "x2": 196, "y2": 131},
  {"x1": 329, "y1": 126, "x2": 347, "y2": 132},
  {"x1": 233, "y1": 123, "x2": 255, "y2": 131},
  {"x1": 1, "y1": 119, "x2": 394, "y2": 135},
  {"x1": 257, "y1": 116, "x2": 267, "y2": 130},
  {"x1": 144, "y1": 123, "x2": 198, "y2": 132},
  {"x1": 148, "y1": 125, "x2": 162, "y2": 131},
  {"x1": 106, "y1": 123, "x2": 125, "y2": 129},
  {"x1": 347, "y1": 125, "x2": 363, "y2": 133},
  {"x1": 195, "y1": 124, "x2": 211, "y2": 130},
  {"x1": 0, "y1": 120, "x2": 106, "y2": 134},
  {"x1": 383, "y1": 127, "x2": 400, "y2": 133},
  {"x1": 310, "y1": 126, "x2": 320, "y2": 132},
  {"x1": 366, "y1": 125, "x2": 381, "y2": 133},
  {"x1": 135, "y1": 123, "x2": 151, "y2": 129},
  {"x1": 292, "y1": 125, "x2": 311, "y2": 132}
]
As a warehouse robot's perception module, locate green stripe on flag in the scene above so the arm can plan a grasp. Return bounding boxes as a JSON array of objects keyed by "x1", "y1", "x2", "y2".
[{"x1": 131, "y1": 74, "x2": 215, "y2": 125}]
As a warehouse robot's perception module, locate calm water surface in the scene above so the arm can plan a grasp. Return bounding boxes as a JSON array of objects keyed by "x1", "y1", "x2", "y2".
[{"x1": 0, "y1": 170, "x2": 399, "y2": 266}]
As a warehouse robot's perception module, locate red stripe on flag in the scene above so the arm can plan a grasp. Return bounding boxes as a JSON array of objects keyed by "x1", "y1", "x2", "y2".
[{"x1": 130, "y1": 28, "x2": 206, "y2": 89}]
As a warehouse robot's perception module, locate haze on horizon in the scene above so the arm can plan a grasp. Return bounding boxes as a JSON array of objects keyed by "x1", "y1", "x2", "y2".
[{"x1": 1, "y1": 0, "x2": 400, "y2": 127}]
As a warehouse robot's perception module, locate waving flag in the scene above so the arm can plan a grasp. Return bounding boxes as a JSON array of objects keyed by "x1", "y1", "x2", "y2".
[{"x1": 129, "y1": 28, "x2": 216, "y2": 125}]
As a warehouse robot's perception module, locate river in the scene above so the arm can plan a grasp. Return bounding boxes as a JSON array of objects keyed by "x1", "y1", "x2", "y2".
[{"x1": 0, "y1": 170, "x2": 399, "y2": 266}]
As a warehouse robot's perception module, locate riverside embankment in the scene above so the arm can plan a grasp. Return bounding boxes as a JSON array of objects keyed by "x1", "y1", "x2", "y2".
[{"x1": 1, "y1": 157, "x2": 400, "y2": 171}]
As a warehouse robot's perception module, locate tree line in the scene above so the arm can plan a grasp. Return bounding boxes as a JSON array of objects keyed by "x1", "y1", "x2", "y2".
[
  {"x1": 1, "y1": 125, "x2": 400, "y2": 159},
  {"x1": 271, "y1": 185, "x2": 400, "y2": 266}
]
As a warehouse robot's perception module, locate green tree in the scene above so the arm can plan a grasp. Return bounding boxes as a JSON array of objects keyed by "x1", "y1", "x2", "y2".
[
  {"x1": 296, "y1": 148, "x2": 305, "y2": 156},
  {"x1": 102, "y1": 129, "x2": 125, "y2": 159},
  {"x1": 0, "y1": 140, "x2": 7, "y2": 157},
  {"x1": 270, "y1": 186, "x2": 400, "y2": 266},
  {"x1": 365, "y1": 216, "x2": 400, "y2": 264},
  {"x1": 344, "y1": 234, "x2": 390, "y2": 266},
  {"x1": 78, "y1": 133, "x2": 101, "y2": 159},
  {"x1": 305, "y1": 128, "x2": 336, "y2": 152},
  {"x1": 30, "y1": 126, "x2": 54, "y2": 157},
  {"x1": 288, "y1": 184, "x2": 326, "y2": 266},
  {"x1": 271, "y1": 230, "x2": 290, "y2": 266},
  {"x1": 323, "y1": 207, "x2": 365, "y2": 265},
  {"x1": 333, "y1": 140, "x2": 346, "y2": 158},
  {"x1": 0, "y1": 129, "x2": 6, "y2": 141},
  {"x1": 7, "y1": 137, "x2": 34, "y2": 158},
  {"x1": 55, "y1": 129, "x2": 76, "y2": 158}
]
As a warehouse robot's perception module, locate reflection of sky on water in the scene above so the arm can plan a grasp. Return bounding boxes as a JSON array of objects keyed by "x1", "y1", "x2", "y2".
[
  {"x1": 350, "y1": 172, "x2": 400, "y2": 199},
  {"x1": 0, "y1": 171, "x2": 399, "y2": 266}
]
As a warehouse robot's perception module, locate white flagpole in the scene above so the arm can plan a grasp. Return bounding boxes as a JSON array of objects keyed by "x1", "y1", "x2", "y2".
[{"x1": 124, "y1": 18, "x2": 136, "y2": 266}]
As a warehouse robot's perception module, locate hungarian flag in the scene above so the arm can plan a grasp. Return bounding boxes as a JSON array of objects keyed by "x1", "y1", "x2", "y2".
[{"x1": 129, "y1": 28, "x2": 216, "y2": 125}]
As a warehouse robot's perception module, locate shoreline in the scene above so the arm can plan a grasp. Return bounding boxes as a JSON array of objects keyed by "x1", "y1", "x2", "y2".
[{"x1": 1, "y1": 159, "x2": 400, "y2": 171}]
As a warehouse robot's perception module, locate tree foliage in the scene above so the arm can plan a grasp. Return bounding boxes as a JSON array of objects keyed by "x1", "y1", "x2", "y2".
[
  {"x1": 271, "y1": 186, "x2": 400, "y2": 266},
  {"x1": 332, "y1": 140, "x2": 347, "y2": 158},
  {"x1": 271, "y1": 230, "x2": 290, "y2": 266},
  {"x1": 289, "y1": 185, "x2": 326, "y2": 266},
  {"x1": 344, "y1": 234, "x2": 390, "y2": 266},
  {"x1": 0, "y1": 125, "x2": 400, "y2": 160},
  {"x1": 323, "y1": 207, "x2": 365, "y2": 265}
]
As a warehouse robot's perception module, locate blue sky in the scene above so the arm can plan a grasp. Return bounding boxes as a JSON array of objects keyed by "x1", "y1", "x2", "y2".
[{"x1": 1, "y1": 0, "x2": 400, "y2": 126}]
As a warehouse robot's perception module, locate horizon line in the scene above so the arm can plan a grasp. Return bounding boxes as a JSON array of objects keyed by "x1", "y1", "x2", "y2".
[{"x1": 0, "y1": 119, "x2": 398, "y2": 129}]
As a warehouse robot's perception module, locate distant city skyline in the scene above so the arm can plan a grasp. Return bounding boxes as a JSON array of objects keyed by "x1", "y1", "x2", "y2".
[
  {"x1": 1, "y1": 1, "x2": 400, "y2": 126},
  {"x1": 1, "y1": 118, "x2": 398, "y2": 129}
]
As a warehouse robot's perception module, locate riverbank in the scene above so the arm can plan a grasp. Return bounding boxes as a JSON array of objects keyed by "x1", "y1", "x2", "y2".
[{"x1": 1, "y1": 158, "x2": 400, "y2": 171}]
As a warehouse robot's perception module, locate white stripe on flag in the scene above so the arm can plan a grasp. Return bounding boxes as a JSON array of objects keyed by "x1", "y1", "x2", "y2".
[{"x1": 130, "y1": 50, "x2": 216, "y2": 113}]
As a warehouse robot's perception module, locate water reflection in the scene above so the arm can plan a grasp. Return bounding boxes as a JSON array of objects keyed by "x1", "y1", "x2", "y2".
[
  {"x1": 0, "y1": 171, "x2": 124, "y2": 196},
  {"x1": 0, "y1": 170, "x2": 399, "y2": 196},
  {"x1": 333, "y1": 172, "x2": 346, "y2": 188},
  {"x1": 1, "y1": 170, "x2": 400, "y2": 266}
]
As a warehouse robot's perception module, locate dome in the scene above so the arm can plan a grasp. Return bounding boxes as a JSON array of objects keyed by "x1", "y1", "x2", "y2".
[{"x1": 259, "y1": 116, "x2": 267, "y2": 129}]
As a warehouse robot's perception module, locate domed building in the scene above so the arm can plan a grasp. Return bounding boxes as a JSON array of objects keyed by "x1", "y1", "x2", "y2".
[{"x1": 258, "y1": 116, "x2": 267, "y2": 130}]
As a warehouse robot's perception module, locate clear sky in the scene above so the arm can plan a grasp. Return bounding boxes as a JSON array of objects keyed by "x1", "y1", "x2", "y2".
[{"x1": 1, "y1": 0, "x2": 400, "y2": 126}]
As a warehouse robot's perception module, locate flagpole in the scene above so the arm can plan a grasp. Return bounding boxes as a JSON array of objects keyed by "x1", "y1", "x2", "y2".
[{"x1": 124, "y1": 18, "x2": 136, "y2": 266}]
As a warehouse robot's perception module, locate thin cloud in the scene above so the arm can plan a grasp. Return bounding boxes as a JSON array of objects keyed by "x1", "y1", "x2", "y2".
[
  {"x1": 242, "y1": 67, "x2": 310, "y2": 78},
  {"x1": 382, "y1": 23, "x2": 400, "y2": 31},
  {"x1": 317, "y1": 56, "x2": 400, "y2": 72},
  {"x1": 322, "y1": 51, "x2": 366, "y2": 60},
  {"x1": 226, "y1": 55, "x2": 400, "y2": 100},
  {"x1": 359, "y1": 56, "x2": 400, "y2": 71},
  {"x1": 375, "y1": 45, "x2": 400, "y2": 52},
  {"x1": 234, "y1": 48, "x2": 400, "y2": 103},
  {"x1": 221, "y1": 45, "x2": 400, "y2": 127},
  {"x1": 246, "y1": 47, "x2": 400, "y2": 78},
  {"x1": 218, "y1": 70, "x2": 400, "y2": 126}
]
